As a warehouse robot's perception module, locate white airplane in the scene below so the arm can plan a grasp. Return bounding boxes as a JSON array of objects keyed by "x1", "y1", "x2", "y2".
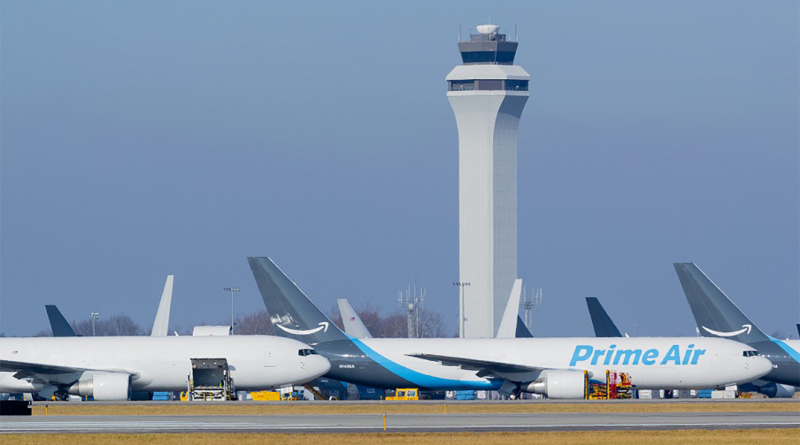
[
  {"x1": 0, "y1": 335, "x2": 330, "y2": 400},
  {"x1": 249, "y1": 257, "x2": 773, "y2": 398}
]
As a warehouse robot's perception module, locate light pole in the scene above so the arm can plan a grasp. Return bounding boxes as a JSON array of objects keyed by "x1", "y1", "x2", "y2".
[
  {"x1": 90, "y1": 311, "x2": 99, "y2": 336},
  {"x1": 452, "y1": 282, "x2": 470, "y2": 338},
  {"x1": 223, "y1": 287, "x2": 240, "y2": 334}
]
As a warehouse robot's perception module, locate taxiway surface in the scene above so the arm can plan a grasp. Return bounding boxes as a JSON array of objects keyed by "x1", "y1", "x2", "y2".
[{"x1": 3, "y1": 411, "x2": 799, "y2": 434}]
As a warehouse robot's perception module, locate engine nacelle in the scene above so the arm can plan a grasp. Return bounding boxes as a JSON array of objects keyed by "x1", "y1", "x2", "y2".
[
  {"x1": 0, "y1": 372, "x2": 45, "y2": 393},
  {"x1": 68, "y1": 373, "x2": 131, "y2": 401},
  {"x1": 761, "y1": 382, "x2": 796, "y2": 399},
  {"x1": 524, "y1": 371, "x2": 585, "y2": 399}
]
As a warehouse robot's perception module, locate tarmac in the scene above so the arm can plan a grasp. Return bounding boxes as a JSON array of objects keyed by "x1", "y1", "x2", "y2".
[{"x1": 3, "y1": 411, "x2": 799, "y2": 434}]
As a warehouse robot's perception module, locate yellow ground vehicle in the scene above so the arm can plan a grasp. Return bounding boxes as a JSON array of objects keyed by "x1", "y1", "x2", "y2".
[
  {"x1": 385, "y1": 388, "x2": 419, "y2": 401},
  {"x1": 250, "y1": 391, "x2": 281, "y2": 401},
  {"x1": 585, "y1": 370, "x2": 632, "y2": 400}
]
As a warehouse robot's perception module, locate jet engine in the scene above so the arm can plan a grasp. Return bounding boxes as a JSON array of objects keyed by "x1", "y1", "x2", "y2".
[
  {"x1": 68, "y1": 373, "x2": 131, "y2": 401},
  {"x1": 524, "y1": 371, "x2": 585, "y2": 399},
  {"x1": 761, "y1": 382, "x2": 796, "y2": 399}
]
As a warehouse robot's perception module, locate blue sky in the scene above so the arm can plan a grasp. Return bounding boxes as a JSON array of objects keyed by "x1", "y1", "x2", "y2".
[{"x1": 1, "y1": 1, "x2": 798, "y2": 337}]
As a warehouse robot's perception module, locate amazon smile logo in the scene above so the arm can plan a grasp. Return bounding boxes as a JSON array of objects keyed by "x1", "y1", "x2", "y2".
[
  {"x1": 702, "y1": 324, "x2": 752, "y2": 337},
  {"x1": 276, "y1": 322, "x2": 329, "y2": 336}
]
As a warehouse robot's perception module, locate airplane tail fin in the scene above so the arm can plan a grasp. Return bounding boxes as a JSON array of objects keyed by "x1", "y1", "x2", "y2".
[
  {"x1": 151, "y1": 275, "x2": 173, "y2": 337},
  {"x1": 337, "y1": 299, "x2": 373, "y2": 338},
  {"x1": 45, "y1": 305, "x2": 77, "y2": 337},
  {"x1": 585, "y1": 297, "x2": 623, "y2": 337},
  {"x1": 515, "y1": 316, "x2": 533, "y2": 338},
  {"x1": 248, "y1": 257, "x2": 348, "y2": 345},
  {"x1": 673, "y1": 263, "x2": 769, "y2": 343},
  {"x1": 496, "y1": 279, "x2": 523, "y2": 338}
]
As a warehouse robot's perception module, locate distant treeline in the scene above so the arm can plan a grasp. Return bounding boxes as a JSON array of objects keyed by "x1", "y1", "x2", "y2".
[{"x1": 32, "y1": 305, "x2": 453, "y2": 338}]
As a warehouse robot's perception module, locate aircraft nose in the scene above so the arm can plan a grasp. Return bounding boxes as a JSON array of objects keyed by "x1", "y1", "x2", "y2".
[
  {"x1": 308, "y1": 356, "x2": 331, "y2": 379},
  {"x1": 753, "y1": 356, "x2": 773, "y2": 379}
]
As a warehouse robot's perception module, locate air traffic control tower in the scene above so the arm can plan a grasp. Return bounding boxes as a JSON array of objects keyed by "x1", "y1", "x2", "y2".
[{"x1": 447, "y1": 24, "x2": 529, "y2": 338}]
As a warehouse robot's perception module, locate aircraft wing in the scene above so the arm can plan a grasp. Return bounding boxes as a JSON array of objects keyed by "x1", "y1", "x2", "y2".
[
  {"x1": 0, "y1": 359, "x2": 134, "y2": 380},
  {"x1": 407, "y1": 353, "x2": 542, "y2": 377},
  {"x1": 0, "y1": 359, "x2": 93, "y2": 376}
]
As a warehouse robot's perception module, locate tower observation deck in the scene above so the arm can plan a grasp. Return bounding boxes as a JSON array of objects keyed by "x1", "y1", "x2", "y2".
[{"x1": 446, "y1": 24, "x2": 530, "y2": 338}]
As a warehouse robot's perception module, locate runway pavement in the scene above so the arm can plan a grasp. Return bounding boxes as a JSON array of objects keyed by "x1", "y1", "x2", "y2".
[{"x1": 3, "y1": 411, "x2": 799, "y2": 434}]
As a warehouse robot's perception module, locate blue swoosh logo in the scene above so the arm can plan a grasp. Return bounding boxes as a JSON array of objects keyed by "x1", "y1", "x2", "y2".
[
  {"x1": 769, "y1": 337, "x2": 800, "y2": 363},
  {"x1": 349, "y1": 337, "x2": 501, "y2": 390}
]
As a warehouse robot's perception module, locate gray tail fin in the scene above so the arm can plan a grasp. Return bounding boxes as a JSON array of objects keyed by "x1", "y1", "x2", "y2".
[
  {"x1": 585, "y1": 297, "x2": 623, "y2": 337},
  {"x1": 248, "y1": 257, "x2": 348, "y2": 345},
  {"x1": 673, "y1": 263, "x2": 769, "y2": 343},
  {"x1": 45, "y1": 305, "x2": 77, "y2": 337},
  {"x1": 515, "y1": 316, "x2": 533, "y2": 338}
]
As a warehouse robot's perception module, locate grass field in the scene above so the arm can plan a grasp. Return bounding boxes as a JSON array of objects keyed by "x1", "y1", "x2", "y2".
[
  {"x1": 7, "y1": 430, "x2": 800, "y2": 445},
  {"x1": 31, "y1": 401, "x2": 800, "y2": 416}
]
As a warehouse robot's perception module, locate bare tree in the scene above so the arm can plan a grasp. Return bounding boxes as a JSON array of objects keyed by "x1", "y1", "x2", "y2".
[
  {"x1": 235, "y1": 310, "x2": 274, "y2": 335},
  {"x1": 72, "y1": 314, "x2": 145, "y2": 336},
  {"x1": 376, "y1": 312, "x2": 408, "y2": 338},
  {"x1": 327, "y1": 303, "x2": 449, "y2": 338},
  {"x1": 417, "y1": 309, "x2": 449, "y2": 338},
  {"x1": 771, "y1": 330, "x2": 790, "y2": 340}
]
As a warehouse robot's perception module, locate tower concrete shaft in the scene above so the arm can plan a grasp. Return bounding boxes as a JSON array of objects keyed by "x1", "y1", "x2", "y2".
[{"x1": 446, "y1": 24, "x2": 529, "y2": 338}]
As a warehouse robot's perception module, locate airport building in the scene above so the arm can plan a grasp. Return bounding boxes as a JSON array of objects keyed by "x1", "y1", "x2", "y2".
[{"x1": 447, "y1": 24, "x2": 529, "y2": 338}]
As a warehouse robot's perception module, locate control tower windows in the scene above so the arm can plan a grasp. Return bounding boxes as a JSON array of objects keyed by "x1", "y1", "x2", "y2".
[
  {"x1": 449, "y1": 80, "x2": 475, "y2": 91},
  {"x1": 460, "y1": 51, "x2": 516, "y2": 65},
  {"x1": 448, "y1": 79, "x2": 529, "y2": 92},
  {"x1": 505, "y1": 80, "x2": 528, "y2": 91}
]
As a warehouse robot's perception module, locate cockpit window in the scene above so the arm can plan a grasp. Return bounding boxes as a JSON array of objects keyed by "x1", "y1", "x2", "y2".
[
  {"x1": 298, "y1": 349, "x2": 319, "y2": 357},
  {"x1": 743, "y1": 350, "x2": 760, "y2": 357}
]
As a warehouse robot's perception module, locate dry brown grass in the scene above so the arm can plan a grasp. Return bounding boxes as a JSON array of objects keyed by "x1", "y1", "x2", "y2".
[
  {"x1": 5, "y1": 430, "x2": 800, "y2": 445},
  {"x1": 31, "y1": 401, "x2": 800, "y2": 416}
]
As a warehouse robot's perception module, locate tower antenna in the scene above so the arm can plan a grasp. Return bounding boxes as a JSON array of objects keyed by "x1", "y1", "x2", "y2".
[
  {"x1": 515, "y1": 24, "x2": 518, "y2": 42},
  {"x1": 399, "y1": 283, "x2": 425, "y2": 338}
]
